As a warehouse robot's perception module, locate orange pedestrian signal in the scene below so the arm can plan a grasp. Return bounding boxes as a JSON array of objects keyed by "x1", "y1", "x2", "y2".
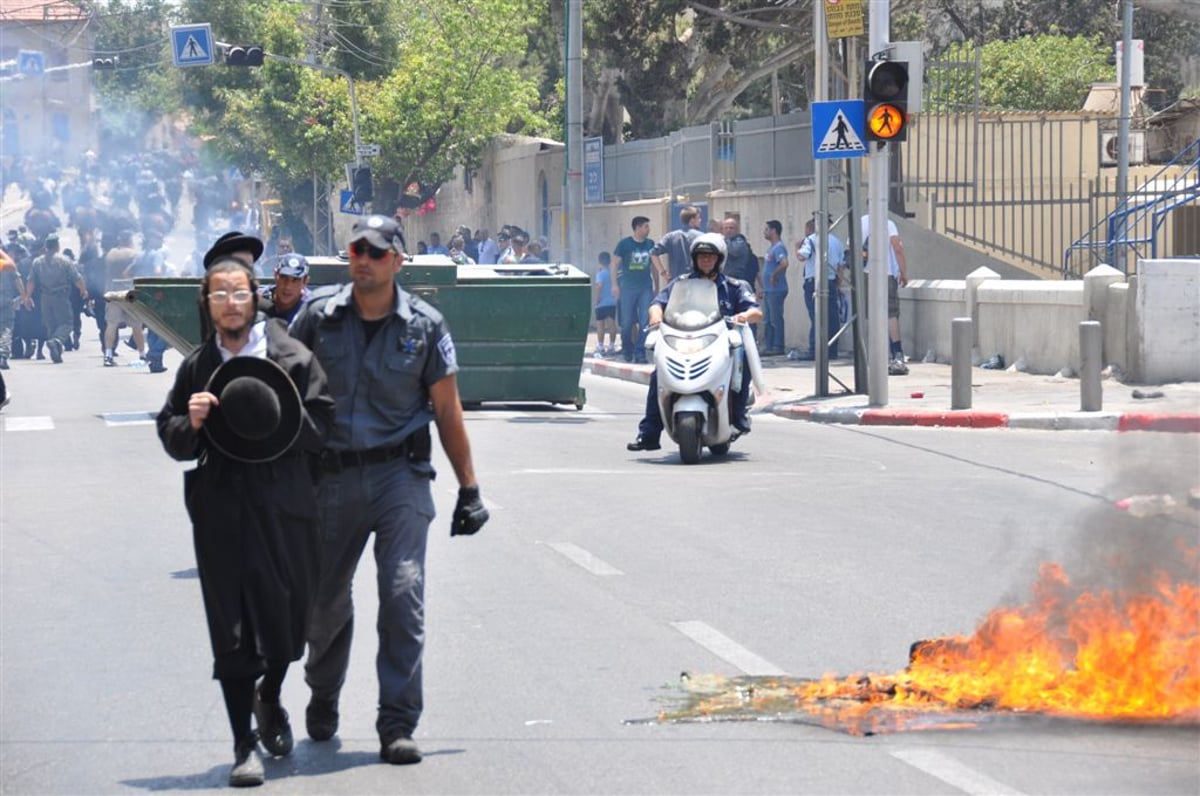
[
  {"x1": 863, "y1": 59, "x2": 909, "y2": 143},
  {"x1": 866, "y1": 103, "x2": 906, "y2": 140}
]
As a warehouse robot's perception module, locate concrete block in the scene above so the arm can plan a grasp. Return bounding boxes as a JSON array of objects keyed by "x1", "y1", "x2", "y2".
[
  {"x1": 1083, "y1": 264, "x2": 1124, "y2": 322},
  {"x1": 1136, "y1": 258, "x2": 1200, "y2": 382}
]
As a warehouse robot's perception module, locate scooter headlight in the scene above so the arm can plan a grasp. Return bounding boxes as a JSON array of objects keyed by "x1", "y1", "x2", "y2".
[{"x1": 664, "y1": 333, "x2": 718, "y2": 354}]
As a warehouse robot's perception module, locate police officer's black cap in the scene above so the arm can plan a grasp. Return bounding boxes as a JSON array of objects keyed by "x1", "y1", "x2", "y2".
[
  {"x1": 203, "y1": 231, "x2": 264, "y2": 269},
  {"x1": 349, "y1": 215, "x2": 407, "y2": 254}
]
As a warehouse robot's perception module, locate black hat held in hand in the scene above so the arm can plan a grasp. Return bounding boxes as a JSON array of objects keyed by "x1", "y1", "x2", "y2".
[
  {"x1": 203, "y1": 357, "x2": 302, "y2": 463},
  {"x1": 204, "y1": 231, "x2": 265, "y2": 269}
]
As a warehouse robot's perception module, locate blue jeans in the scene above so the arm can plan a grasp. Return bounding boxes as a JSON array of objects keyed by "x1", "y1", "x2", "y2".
[
  {"x1": 617, "y1": 283, "x2": 653, "y2": 361},
  {"x1": 146, "y1": 329, "x2": 169, "y2": 362},
  {"x1": 305, "y1": 460, "x2": 436, "y2": 741},
  {"x1": 803, "y1": 279, "x2": 840, "y2": 358},
  {"x1": 762, "y1": 291, "x2": 787, "y2": 353},
  {"x1": 638, "y1": 357, "x2": 751, "y2": 438}
]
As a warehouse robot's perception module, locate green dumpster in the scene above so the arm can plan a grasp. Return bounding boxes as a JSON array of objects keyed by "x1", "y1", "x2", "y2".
[{"x1": 111, "y1": 256, "x2": 592, "y2": 407}]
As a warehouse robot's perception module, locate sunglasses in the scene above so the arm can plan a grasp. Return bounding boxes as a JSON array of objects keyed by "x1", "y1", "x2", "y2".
[{"x1": 350, "y1": 240, "x2": 393, "y2": 259}]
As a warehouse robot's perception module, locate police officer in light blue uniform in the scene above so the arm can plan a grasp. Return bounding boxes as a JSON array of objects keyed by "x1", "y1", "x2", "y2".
[
  {"x1": 797, "y1": 216, "x2": 846, "y2": 360},
  {"x1": 291, "y1": 214, "x2": 489, "y2": 766}
]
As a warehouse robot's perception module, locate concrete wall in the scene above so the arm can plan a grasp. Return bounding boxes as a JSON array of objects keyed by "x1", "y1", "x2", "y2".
[
  {"x1": 896, "y1": 261, "x2": 1199, "y2": 383},
  {"x1": 1136, "y1": 258, "x2": 1200, "y2": 382}
]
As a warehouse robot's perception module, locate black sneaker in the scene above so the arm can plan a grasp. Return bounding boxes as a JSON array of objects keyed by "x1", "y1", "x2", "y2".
[
  {"x1": 305, "y1": 695, "x2": 339, "y2": 741},
  {"x1": 228, "y1": 732, "x2": 264, "y2": 788},
  {"x1": 626, "y1": 434, "x2": 661, "y2": 451},
  {"x1": 253, "y1": 687, "x2": 293, "y2": 757},
  {"x1": 48, "y1": 340, "x2": 63, "y2": 363},
  {"x1": 103, "y1": 355, "x2": 115, "y2": 367},
  {"x1": 380, "y1": 734, "x2": 422, "y2": 765}
]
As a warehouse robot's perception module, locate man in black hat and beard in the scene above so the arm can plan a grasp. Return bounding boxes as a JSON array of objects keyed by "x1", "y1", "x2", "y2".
[{"x1": 155, "y1": 256, "x2": 334, "y2": 787}]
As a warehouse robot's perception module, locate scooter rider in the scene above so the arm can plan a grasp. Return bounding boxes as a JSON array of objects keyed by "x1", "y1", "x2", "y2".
[{"x1": 626, "y1": 233, "x2": 763, "y2": 451}]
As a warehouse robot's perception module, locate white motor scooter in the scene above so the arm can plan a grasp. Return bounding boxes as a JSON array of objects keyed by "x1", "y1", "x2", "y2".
[{"x1": 644, "y1": 279, "x2": 766, "y2": 464}]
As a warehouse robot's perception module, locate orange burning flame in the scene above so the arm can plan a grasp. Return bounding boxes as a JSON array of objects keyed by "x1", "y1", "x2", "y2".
[{"x1": 660, "y1": 541, "x2": 1200, "y2": 735}]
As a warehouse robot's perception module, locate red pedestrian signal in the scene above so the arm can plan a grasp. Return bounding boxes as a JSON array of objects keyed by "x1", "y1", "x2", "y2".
[{"x1": 863, "y1": 60, "x2": 909, "y2": 142}]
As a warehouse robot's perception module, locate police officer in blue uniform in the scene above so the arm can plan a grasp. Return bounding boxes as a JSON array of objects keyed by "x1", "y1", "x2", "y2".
[
  {"x1": 626, "y1": 232, "x2": 762, "y2": 451},
  {"x1": 291, "y1": 214, "x2": 489, "y2": 766}
]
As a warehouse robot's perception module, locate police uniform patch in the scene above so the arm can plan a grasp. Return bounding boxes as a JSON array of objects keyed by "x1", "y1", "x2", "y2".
[{"x1": 437, "y1": 333, "x2": 457, "y2": 370}]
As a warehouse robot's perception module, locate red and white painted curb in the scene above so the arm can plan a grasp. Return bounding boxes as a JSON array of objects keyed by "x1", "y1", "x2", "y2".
[
  {"x1": 586, "y1": 358, "x2": 1200, "y2": 432},
  {"x1": 771, "y1": 404, "x2": 1200, "y2": 432}
]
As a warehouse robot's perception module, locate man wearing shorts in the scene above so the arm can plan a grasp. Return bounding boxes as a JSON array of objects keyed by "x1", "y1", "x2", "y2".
[
  {"x1": 592, "y1": 251, "x2": 617, "y2": 357},
  {"x1": 859, "y1": 212, "x2": 909, "y2": 375},
  {"x1": 102, "y1": 230, "x2": 144, "y2": 366}
]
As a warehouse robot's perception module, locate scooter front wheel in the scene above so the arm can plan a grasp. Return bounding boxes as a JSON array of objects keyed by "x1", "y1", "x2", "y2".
[{"x1": 676, "y1": 412, "x2": 704, "y2": 464}]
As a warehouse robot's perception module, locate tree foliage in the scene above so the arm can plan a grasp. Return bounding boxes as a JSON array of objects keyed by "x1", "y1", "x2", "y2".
[
  {"x1": 82, "y1": 0, "x2": 180, "y2": 148},
  {"x1": 166, "y1": 0, "x2": 547, "y2": 209},
  {"x1": 929, "y1": 34, "x2": 1114, "y2": 112}
]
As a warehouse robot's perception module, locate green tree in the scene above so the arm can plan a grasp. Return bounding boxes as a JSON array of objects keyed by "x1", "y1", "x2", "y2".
[
  {"x1": 83, "y1": 0, "x2": 180, "y2": 151},
  {"x1": 928, "y1": 34, "x2": 1114, "y2": 112}
]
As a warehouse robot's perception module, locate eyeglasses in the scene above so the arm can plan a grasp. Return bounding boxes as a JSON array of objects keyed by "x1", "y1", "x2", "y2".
[
  {"x1": 497, "y1": 234, "x2": 510, "y2": 241},
  {"x1": 209, "y1": 289, "x2": 254, "y2": 304},
  {"x1": 350, "y1": 240, "x2": 392, "y2": 259}
]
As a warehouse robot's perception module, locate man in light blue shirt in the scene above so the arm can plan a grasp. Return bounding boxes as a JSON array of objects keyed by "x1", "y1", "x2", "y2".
[
  {"x1": 760, "y1": 219, "x2": 789, "y2": 355},
  {"x1": 796, "y1": 217, "x2": 845, "y2": 359}
]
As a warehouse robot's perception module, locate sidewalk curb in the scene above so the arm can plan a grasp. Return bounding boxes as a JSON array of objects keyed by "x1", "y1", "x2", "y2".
[{"x1": 584, "y1": 356, "x2": 1200, "y2": 433}]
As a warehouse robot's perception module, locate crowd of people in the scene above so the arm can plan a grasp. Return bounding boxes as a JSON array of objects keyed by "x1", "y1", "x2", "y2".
[
  {"x1": 394, "y1": 206, "x2": 553, "y2": 267},
  {"x1": 0, "y1": 151, "x2": 313, "y2": 378},
  {"x1": 591, "y1": 205, "x2": 910, "y2": 375}
]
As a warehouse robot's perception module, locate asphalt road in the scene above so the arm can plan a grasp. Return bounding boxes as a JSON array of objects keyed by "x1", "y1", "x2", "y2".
[{"x1": 2, "y1": 354, "x2": 1197, "y2": 794}]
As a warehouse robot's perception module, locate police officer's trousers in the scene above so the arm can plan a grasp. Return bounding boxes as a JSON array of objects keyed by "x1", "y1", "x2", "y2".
[{"x1": 305, "y1": 459, "x2": 436, "y2": 741}]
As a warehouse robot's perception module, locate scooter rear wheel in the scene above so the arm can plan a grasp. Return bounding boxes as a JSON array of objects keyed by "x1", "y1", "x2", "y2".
[
  {"x1": 709, "y1": 443, "x2": 730, "y2": 456},
  {"x1": 676, "y1": 412, "x2": 703, "y2": 464}
]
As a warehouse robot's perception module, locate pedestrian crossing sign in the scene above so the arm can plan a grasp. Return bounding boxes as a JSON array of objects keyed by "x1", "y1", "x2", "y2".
[
  {"x1": 171, "y1": 23, "x2": 214, "y2": 67},
  {"x1": 339, "y1": 190, "x2": 363, "y2": 215},
  {"x1": 811, "y1": 100, "x2": 867, "y2": 160}
]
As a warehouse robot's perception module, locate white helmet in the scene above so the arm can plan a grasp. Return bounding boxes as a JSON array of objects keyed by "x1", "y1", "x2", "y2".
[{"x1": 689, "y1": 232, "x2": 727, "y2": 273}]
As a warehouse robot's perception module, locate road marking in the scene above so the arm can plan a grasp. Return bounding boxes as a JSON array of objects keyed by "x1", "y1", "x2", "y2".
[
  {"x1": 3, "y1": 416, "x2": 54, "y2": 432},
  {"x1": 99, "y1": 410, "x2": 156, "y2": 427},
  {"x1": 518, "y1": 468, "x2": 631, "y2": 475},
  {"x1": 890, "y1": 748, "x2": 1027, "y2": 796},
  {"x1": 670, "y1": 621, "x2": 787, "y2": 676},
  {"x1": 544, "y1": 542, "x2": 624, "y2": 576}
]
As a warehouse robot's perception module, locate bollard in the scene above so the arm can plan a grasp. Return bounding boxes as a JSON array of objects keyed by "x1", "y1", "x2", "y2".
[
  {"x1": 1080, "y1": 320, "x2": 1102, "y2": 411},
  {"x1": 951, "y1": 317, "x2": 973, "y2": 410}
]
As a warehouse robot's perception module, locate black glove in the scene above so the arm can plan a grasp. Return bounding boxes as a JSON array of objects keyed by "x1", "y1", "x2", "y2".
[{"x1": 452, "y1": 485, "x2": 489, "y2": 536}]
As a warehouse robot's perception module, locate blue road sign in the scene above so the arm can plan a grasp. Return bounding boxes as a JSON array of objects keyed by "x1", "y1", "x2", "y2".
[
  {"x1": 584, "y1": 137, "x2": 604, "y2": 204},
  {"x1": 811, "y1": 100, "x2": 867, "y2": 160},
  {"x1": 171, "y1": 24, "x2": 214, "y2": 68},
  {"x1": 339, "y1": 190, "x2": 363, "y2": 215},
  {"x1": 17, "y1": 50, "x2": 44, "y2": 76}
]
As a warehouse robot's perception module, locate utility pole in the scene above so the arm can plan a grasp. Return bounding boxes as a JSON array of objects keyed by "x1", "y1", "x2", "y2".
[
  {"x1": 564, "y1": 0, "x2": 584, "y2": 269},
  {"x1": 867, "y1": 0, "x2": 890, "y2": 407},
  {"x1": 814, "y1": 0, "x2": 830, "y2": 396},
  {"x1": 1115, "y1": 0, "x2": 1134, "y2": 270}
]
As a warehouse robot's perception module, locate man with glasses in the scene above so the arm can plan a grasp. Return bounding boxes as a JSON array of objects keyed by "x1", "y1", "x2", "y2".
[
  {"x1": 156, "y1": 256, "x2": 334, "y2": 787},
  {"x1": 291, "y1": 214, "x2": 489, "y2": 766}
]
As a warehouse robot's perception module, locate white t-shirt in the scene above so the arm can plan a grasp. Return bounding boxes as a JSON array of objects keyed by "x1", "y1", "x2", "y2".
[{"x1": 859, "y1": 215, "x2": 901, "y2": 278}]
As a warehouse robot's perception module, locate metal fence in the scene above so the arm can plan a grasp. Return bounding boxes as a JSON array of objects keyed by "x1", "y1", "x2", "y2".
[{"x1": 594, "y1": 49, "x2": 1194, "y2": 277}]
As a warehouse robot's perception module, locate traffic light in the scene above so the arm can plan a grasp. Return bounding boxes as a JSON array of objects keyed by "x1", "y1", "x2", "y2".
[
  {"x1": 225, "y1": 45, "x2": 265, "y2": 67},
  {"x1": 863, "y1": 59, "x2": 909, "y2": 142},
  {"x1": 92, "y1": 56, "x2": 119, "y2": 70},
  {"x1": 352, "y1": 166, "x2": 374, "y2": 204}
]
